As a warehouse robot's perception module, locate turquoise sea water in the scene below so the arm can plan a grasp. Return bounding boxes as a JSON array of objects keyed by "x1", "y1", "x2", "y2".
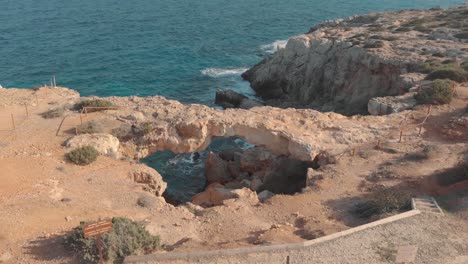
[
  {"x1": 1, "y1": 0, "x2": 464, "y2": 202},
  {"x1": 0, "y1": 0, "x2": 464, "y2": 104}
]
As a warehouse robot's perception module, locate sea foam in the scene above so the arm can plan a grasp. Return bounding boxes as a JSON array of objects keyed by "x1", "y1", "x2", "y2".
[
  {"x1": 201, "y1": 67, "x2": 249, "y2": 78},
  {"x1": 260, "y1": 39, "x2": 288, "y2": 53}
]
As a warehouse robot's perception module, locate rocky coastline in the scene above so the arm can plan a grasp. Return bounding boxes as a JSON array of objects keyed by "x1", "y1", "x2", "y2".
[
  {"x1": 0, "y1": 5, "x2": 467, "y2": 263},
  {"x1": 242, "y1": 5, "x2": 468, "y2": 115}
]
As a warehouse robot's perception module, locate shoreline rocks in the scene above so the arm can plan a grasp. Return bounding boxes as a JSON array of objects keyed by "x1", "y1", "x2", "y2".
[{"x1": 215, "y1": 89, "x2": 264, "y2": 109}]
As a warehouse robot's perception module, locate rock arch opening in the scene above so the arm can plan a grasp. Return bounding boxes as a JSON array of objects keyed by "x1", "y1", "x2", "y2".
[{"x1": 142, "y1": 136, "x2": 315, "y2": 207}]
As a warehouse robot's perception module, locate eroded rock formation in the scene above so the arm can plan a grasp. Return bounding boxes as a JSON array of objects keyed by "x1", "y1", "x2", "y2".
[{"x1": 103, "y1": 96, "x2": 401, "y2": 162}]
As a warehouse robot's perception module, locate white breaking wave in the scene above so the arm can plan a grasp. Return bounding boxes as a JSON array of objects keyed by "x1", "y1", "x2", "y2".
[
  {"x1": 260, "y1": 39, "x2": 288, "y2": 54},
  {"x1": 201, "y1": 67, "x2": 249, "y2": 78}
]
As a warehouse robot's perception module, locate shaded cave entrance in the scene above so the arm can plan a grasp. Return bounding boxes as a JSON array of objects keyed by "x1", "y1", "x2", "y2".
[{"x1": 142, "y1": 137, "x2": 315, "y2": 206}]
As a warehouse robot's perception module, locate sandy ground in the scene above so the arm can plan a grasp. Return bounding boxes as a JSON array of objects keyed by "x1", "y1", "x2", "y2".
[{"x1": 0, "y1": 86, "x2": 467, "y2": 263}]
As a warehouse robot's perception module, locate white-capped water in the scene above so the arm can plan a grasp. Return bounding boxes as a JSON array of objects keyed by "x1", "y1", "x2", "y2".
[
  {"x1": 260, "y1": 39, "x2": 288, "y2": 54},
  {"x1": 201, "y1": 67, "x2": 249, "y2": 78}
]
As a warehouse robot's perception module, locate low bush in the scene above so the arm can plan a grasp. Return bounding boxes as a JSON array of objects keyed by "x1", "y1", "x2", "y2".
[
  {"x1": 77, "y1": 121, "x2": 103, "y2": 134},
  {"x1": 403, "y1": 18, "x2": 429, "y2": 27},
  {"x1": 461, "y1": 60, "x2": 468, "y2": 71},
  {"x1": 432, "y1": 52, "x2": 446, "y2": 58},
  {"x1": 74, "y1": 99, "x2": 115, "y2": 112},
  {"x1": 415, "y1": 79, "x2": 455, "y2": 105},
  {"x1": 395, "y1": 27, "x2": 411, "y2": 32},
  {"x1": 112, "y1": 124, "x2": 133, "y2": 141},
  {"x1": 41, "y1": 107, "x2": 66, "y2": 119},
  {"x1": 363, "y1": 40, "x2": 385, "y2": 49},
  {"x1": 421, "y1": 145, "x2": 441, "y2": 159},
  {"x1": 141, "y1": 122, "x2": 153, "y2": 135},
  {"x1": 370, "y1": 35, "x2": 399, "y2": 41},
  {"x1": 454, "y1": 32, "x2": 468, "y2": 39},
  {"x1": 414, "y1": 25, "x2": 432, "y2": 33},
  {"x1": 418, "y1": 59, "x2": 458, "y2": 73},
  {"x1": 66, "y1": 146, "x2": 99, "y2": 165},
  {"x1": 351, "y1": 189, "x2": 412, "y2": 219},
  {"x1": 64, "y1": 217, "x2": 160, "y2": 263},
  {"x1": 425, "y1": 68, "x2": 468, "y2": 83}
]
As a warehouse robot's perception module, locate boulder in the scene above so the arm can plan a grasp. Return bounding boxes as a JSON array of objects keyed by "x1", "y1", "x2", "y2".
[
  {"x1": 240, "y1": 147, "x2": 276, "y2": 173},
  {"x1": 66, "y1": 133, "x2": 120, "y2": 158},
  {"x1": 250, "y1": 176, "x2": 264, "y2": 191},
  {"x1": 192, "y1": 183, "x2": 236, "y2": 207},
  {"x1": 192, "y1": 185, "x2": 259, "y2": 208},
  {"x1": 215, "y1": 89, "x2": 264, "y2": 109},
  {"x1": 239, "y1": 98, "x2": 264, "y2": 109},
  {"x1": 215, "y1": 89, "x2": 247, "y2": 109},
  {"x1": 131, "y1": 165, "x2": 167, "y2": 197},
  {"x1": 368, "y1": 92, "x2": 418, "y2": 116},
  {"x1": 205, "y1": 152, "x2": 232, "y2": 184},
  {"x1": 228, "y1": 188, "x2": 259, "y2": 206},
  {"x1": 258, "y1": 190, "x2": 275, "y2": 202}
]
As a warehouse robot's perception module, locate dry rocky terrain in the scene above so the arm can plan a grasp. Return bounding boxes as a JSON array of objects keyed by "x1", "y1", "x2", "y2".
[{"x1": 0, "y1": 5, "x2": 467, "y2": 264}]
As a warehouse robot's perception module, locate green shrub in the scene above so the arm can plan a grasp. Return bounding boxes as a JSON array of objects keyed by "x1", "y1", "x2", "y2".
[
  {"x1": 395, "y1": 27, "x2": 411, "y2": 32},
  {"x1": 414, "y1": 24, "x2": 432, "y2": 33},
  {"x1": 141, "y1": 122, "x2": 153, "y2": 135},
  {"x1": 66, "y1": 146, "x2": 99, "y2": 165},
  {"x1": 432, "y1": 52, "x2": 446, "y2": 58},
  {"x1": 77, "y1": 121, "x2": 103, "y2": 134},
  {"x1": 425, "y1": 68, "x2": 468, "y2": 82},
  {"x1": 64, "y1": 217, "x2": 160, "y2": 263},
  {"x1": 370, "y1": 35, "x2": 399, "y2": 41},
  {"x1": 41, "y1": 107, "x2": 66, "y2": 119},
  {"x1": 351, "y1": 189, "x2": 412, "y2": 219},
  {"x1": 112, "y1": 124, "x2": 133, "y2": 141},
  {"x1": 416, "y1": 79, "x2": 455, "y2": 105},
  {"x1": 74, "y1": 99, "x2": 115, "y2": 112},
  {"x1": 454, "y1": 32, "x2": 468, "y2": 39},
  {"x1": 421, "y1": 145, "x2": 441, "y2": 159},
  {"x1": 461, "y1": 61, "x2": 468, "y2": 71},
  {"x1": 383, "y1": 35, "x2": 399, "y2": 41},
  {"x1": 363, "y1": 40, "x2": 385, "y2": 49},
  {"x1": 403, "y1": 18, "x2": 429, "y2": 27},
  {"x1": 418, "y1": 59, "x2": 458, "y2": 73}
]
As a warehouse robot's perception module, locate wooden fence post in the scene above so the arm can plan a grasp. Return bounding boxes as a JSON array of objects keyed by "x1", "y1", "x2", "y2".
[
  {"x1": 11, "y1": 114, "x2": 16, "y2": 130},
  {"x1": 418, "y1": 105, "x2": 432, "y2": 136},
  {"x1": 56, "y1": 116, "x2": 67, "y2": 136}
]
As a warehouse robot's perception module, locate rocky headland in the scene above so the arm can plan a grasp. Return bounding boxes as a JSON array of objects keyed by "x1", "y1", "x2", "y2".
[{"x1": 242, "y1": 5, "x2": 468, "y2": 115}]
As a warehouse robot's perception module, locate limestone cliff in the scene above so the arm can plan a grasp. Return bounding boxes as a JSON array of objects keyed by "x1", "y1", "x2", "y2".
[{"x1": 243, "y1": 6, "x2": 468, "y2": 115}]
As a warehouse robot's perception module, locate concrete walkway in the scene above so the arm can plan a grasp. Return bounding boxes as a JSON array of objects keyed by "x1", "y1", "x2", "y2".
[{"x1": 125, "y1": 199, "x2": 468, "y2": 264}]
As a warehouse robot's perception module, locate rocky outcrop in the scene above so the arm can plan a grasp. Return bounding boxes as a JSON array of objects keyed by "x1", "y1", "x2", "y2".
[
  {"x1": 205, "y1": 152, "x2": 232, "y2": 184},
  {"x1": 66, "y1": 133, "x2": 120, "y2": 158},
  {"x1": 368, "y1": 92, "x2": 418, "y2": 115},
  {"x1": 104, "y1": 95, "x2": 404, "y2": 162},
  {"x1": 243, "y1": 6, "x2": 468, "y2": 115},
  {"x1": 131, "y1": 165, "x2": 167, "y2": 197},
  {"x1": 203, "y1": 147, "x2": 311, "y2": 195},
  {"x1": 215, "y1": 89, "x2": 264, "y2": 109},
  {"x1": 243, "y1": 37, "x2": 407, "y2": 115},
  {"x1": 192, "y1": 184, "x2": 259, "y2": 208}
]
